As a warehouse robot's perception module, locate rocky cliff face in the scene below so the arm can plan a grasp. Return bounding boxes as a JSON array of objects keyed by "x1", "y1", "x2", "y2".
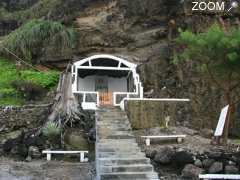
[
  {"x1": 73, "y1": 0, "x2": 240, "y2": 134},
  {"x1": 1, "y1": 0, "x2": 240, "y2": 135}
]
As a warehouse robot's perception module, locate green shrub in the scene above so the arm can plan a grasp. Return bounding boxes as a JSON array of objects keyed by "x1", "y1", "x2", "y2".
[
  {"x1": 21, "y1": 70, "x2": 59, "y2": 89},
  {"x1": 0, "y1": 57, "x2": 59, "y2": 105},
  {"x1": 2, "y1": 19, "x2": 76, "y2": 61},
  {"x1": 42, "y1": 121, "x2": 61, "y2": 139}
]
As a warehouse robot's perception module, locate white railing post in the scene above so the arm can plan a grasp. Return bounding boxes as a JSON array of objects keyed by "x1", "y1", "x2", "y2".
[
  {"x1": 47, "y1": 153, "x2": 51, "y2": 161},
  {"x1": 97, "y1": 92, "x2": 100, "y2": 106},
  {"x1": 113, "y1": 92, "x2": 116, "y2": 106},
  {"x1": 83, "y1": 93, "x2": 86, "y2": 103}
]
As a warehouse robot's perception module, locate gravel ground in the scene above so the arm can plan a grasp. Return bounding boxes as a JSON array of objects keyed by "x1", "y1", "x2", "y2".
[
  {"x1": 0, "y1": 158, "x2": 95, "y2": 180},
  {"x1": 134, "y1": 126, "x2": 225, "y2": 153}
]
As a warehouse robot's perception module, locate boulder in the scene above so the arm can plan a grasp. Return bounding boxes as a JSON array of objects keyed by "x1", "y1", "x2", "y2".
[
  {"x1": 207, "y1": 151, "x2": 222, "y2": 160},
  {"x1": 200, "y1": 128, "x2": 213, "y2": 138},
  {"x1": 2, "y1": 130, "x2": 23, "y2": 152},
  {"x1": 88, "y1": 128, "x2": 96, "y2": 142},
  {"x1": 28, "y1": 146, "x2": 41, "y2": 159},
  {"x1": 9, "y1": 144, "x2": 28, "y2": 158},
  {"x1": 154, "y1": 146, "x2": 174, "y2": 164},
  {"x1": 26, "y1": 155, "x2": 32, "y2": 162},
  {"x1": 202, "y1": 159, "x2": 215, "y2": 169},
  {"x1": 172, "y1": 151, "x2": 194, "y2": 166},
  {"x1": 225, "y1": 165, "x2": 239, "y2": 174},
  {"x1": 146, "y1": 149, "x2": 157, "y2": 159},
  {"x1": 64, "y1": 129, "x2": 89, "y2": 150},
  {"x1": 17, "y1": 144, "x2": 28, "y2": 157},
  {"x1": 208, "y1": 162, "x2": 223, "y2": 173},
  {"x1": 182, "y1": 164, "x2": 204, "y2": 179},
  {"x1": 194, "y1": 159, "x2": 203, "y2": 168}
]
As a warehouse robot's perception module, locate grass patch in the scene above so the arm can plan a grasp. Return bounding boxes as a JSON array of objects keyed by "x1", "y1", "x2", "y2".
[{"x1": 0, "y1": 57, "x2": 59, "y2": 105}]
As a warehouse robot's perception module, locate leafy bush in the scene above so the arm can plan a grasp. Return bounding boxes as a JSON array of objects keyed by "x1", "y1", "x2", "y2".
[
  {"x1": 42, "y1": 121, "x2": 61, "y2": 139},
  {"x1": 0, "y1": 57, "x2": 59, "y2": 105},
  {"x1": 21, "y1": 70, "x2": 59, "y2": 89},
  {"x1": 2, "y1": 19, "x2": 76, "y2": 61}
]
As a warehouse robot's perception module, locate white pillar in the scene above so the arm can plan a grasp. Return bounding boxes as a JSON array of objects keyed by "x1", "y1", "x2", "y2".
[
  {"x1": 146, "y1": 138, "x2": 150, "y2": 146},
  {"x1": 177, "y1": 137, "x2": 183, "y2": 143},
  {"x1": 47, "y1": 153, "x2": 51, "y2": 161}
]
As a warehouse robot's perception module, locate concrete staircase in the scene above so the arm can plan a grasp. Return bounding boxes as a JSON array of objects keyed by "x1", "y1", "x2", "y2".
[{"x1": 95, "y1": 107, "x2": 159, "y2": 180}]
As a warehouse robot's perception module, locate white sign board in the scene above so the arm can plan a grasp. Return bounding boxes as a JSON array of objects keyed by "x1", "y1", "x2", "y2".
[{"x1": 214, "y1": 105, "x2": 229, "y2": 136}]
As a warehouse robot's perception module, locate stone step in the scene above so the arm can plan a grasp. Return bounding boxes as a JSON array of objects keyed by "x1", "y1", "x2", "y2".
[
  {"x1": 100, "y1": 164, "x2": 153, "y2": 173},
  {"x1": 101, "y1": 135, "x2": 135, "y2": 140},
  {"x1": 98, "y1": 128, "x2": 133, "y2": 132},
  {"x1": 97, "y1": 143, "x2": 138, "y2": 148},
  {"x1": 99, "y1": 153, "x2": 146, "y2": 158},
  {"x1": 98, "y1": 151, "x2": 145, "y2": 157},
  {"x1": 97, "y1": 145, "x2": 139, "y2": 150},
  {"x1": 98, "y1": 119, "x2": 129, "y2": 123},
  {"x1": 98, "y1": 132, "x2": 134, "y2": 136},
  {"x1": 98, "y1": 126, "x2": 131, "y2": 131},
  {"x1": 99, "y1": 158, "x2": 151, "y2": 166},
  {"x1": 104, "y1": 127, "x2": 131, "y2": 131},
  {"x1": 100, "y1": 172, "x2": 159, "y2": 180},
  {"x1": 98, "y1": 139, "x2": 137, "y2": 143},
  {"x1": 96, "y1": 108, "x2": 158, "y2": 180},
  {"x1": 98, "y1": 147, "x2": 141, "y2": 153},
  {"x1": 97, "y1": 143, "x2": 138, "y2": 147},
  {"x1": 97, "y1": 122, "x2": 131, "y2": 126}
]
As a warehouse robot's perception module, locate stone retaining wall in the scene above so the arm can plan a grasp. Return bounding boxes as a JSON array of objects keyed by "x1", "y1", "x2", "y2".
[
  {"x1": 0, "y1": 104, "x2": 51, "y2": 133},
  {"x1": 126, "y1": 100, "x2": 190, "y2": 130}
]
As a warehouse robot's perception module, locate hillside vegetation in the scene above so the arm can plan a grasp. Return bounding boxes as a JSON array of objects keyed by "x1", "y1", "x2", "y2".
[
  {"x1": 2, "y1": 19, "x2": 76, "y2": 62},
  {"x1": 0, "y1": 57, "x2": 59, "y2": 105},
  {"x1": 0, "y1": 0, "x2": 88, "y2": 23}
]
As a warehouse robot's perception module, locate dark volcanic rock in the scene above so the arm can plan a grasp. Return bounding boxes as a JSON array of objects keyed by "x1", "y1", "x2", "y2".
[
  {"x1": 194, "y1": 159, "x2": 203, "y2": 168},
  {"x1": 154, "y1": 146, "x2": 174, "y2": 164},
  {"x1": 207, "y1": 151, "x2": 222, "y2": 160},
  {"x1": 202, "y1": 159, "x2": 215, "y2": 169},
  {"x1": 182, "y1": 164, "x2": 204, "y2": 179},
  {"x1": 208, "y1": 162, "x2": 223, "y2": 174},
  {"x1": 0, "y1": 0, "x2": 39, "y2": 11},
  {"x1": 225, "y1": 165, "x2": 239, "y2": 174},
  {"x1": 88, "y1": 128, "x2": 96, "y2": 142},
  {"x1": 28, "y1": 146, "x2": 41, "y2": 159},
  {"x1": 171, "y1": 151, "x2": 194, "y2": 166},
  {"x1": 146, "y1": 149, "x2": 157, "y2": 159}
]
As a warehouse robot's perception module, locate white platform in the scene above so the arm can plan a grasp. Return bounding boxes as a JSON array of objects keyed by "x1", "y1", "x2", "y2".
[{"x1": 199, "y1": 174, "x2": 240, "y2": 179}]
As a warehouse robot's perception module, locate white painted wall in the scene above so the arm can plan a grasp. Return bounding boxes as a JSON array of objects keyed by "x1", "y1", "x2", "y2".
[
  {"x1": 77, "y1": 76, "x2": 95, "y2": 91},
  {"x1": 77, "y1": 75, "x2": 128, "y2": 92},
  {"x1": 108, "y1": 77, "x2": 127, "y2": 92}
]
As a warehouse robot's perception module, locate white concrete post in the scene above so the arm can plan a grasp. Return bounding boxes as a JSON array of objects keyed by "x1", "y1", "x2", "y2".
[
  {"x1": 83, "y1": 93, "x2": 86, "y2": 103},
  {"x1": 47, "y1": 153, "x2": 51, "y2": 161},
  {"x1": 177, "y1": 137, "x2": 183, "y2": 143},
  {"x1": 146, "y1": 138, "x2": 151, "y2": 146},
  {"x1": 80, "y1": 152, "x2": 88, "y2": 162},
  {"x1": 80, "y1": 153, "x2": 84, "y2": 162}
]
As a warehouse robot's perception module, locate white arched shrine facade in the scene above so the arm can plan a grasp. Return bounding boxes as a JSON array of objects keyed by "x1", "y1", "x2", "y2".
[{"x1": 72, "y1": 54, "x2": 143, "y2": 110}]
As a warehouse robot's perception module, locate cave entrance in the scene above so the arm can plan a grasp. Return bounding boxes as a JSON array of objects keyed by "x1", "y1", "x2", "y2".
[{"x1": 72, "y1": 54, "x2": 143, "y2": 110}]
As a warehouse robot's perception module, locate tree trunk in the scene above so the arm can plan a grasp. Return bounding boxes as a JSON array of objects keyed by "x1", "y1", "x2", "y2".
[{"x1": 47, "y1": 64, "x2": 85, "y2": 127}]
